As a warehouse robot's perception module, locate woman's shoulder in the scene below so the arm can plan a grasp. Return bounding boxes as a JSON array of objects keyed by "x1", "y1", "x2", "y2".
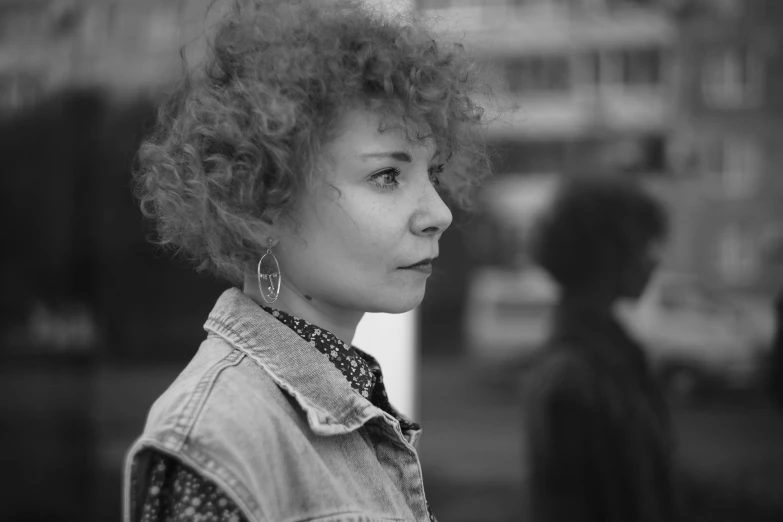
[{"x1": 143, "y1": 334, "x2": 297, "y2": 445}]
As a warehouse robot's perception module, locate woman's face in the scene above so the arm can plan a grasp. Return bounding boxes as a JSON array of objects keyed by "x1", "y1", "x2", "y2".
[{"x1": 273, "y1": 110, "x2": 453, "y2": 315}]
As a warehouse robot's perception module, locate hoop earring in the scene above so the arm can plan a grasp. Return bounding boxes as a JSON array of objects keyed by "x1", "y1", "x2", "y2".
[{"x1": 257, "y1": 239, "x2": 281, "y2": 304}]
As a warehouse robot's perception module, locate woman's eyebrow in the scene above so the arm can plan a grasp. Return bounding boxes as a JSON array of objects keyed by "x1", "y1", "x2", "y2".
[
  {"x1": 360, "y1": 149, "x2": 441, "y2": 163},
  {"x1": 360, "y1": 151, "x2": 412, "y2": 163}
]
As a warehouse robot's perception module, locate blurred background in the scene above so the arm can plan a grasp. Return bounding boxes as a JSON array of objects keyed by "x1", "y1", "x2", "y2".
[{"x1": 1, "y1": 0, "x2": 783, "y2": 521}]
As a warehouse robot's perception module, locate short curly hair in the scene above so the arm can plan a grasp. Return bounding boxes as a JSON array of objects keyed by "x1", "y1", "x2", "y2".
[
  {"x1": 530, "y1": 175, "x2": 668, "y2": 292},
  {"x1": 134, "y1": 0, "x2": 492, "y2": 283}
]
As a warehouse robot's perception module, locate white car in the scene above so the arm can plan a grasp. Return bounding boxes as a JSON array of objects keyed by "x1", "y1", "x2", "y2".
[
  {"x1": 464, "y1": 268, "x2": 775, "y2": 397},
  {"x1": 618, "y1": 272, "x2": 775, "y2": 397},
  {"x1": 463, "y1": 266, "x2": 557, "y2": 363}
]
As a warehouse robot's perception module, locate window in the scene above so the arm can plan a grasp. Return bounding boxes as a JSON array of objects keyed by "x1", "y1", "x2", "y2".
[
  {"x1": 586, "y1": 51, "x2": 601, "y2": 86},
  {"x1": 601, "y1": 135, "x2": 667, "y2": 174},
  {"x1": 760, "y1": 223, "x2": 783, "y2": 267},
  {"x1": 0, "y1": 73, "x2": 42, "y2": 114},
  {"x1": 718, "y1": 224, "x2": 759, "y2": 285},
  {"x1": 590, "y1": 48, "x2": 665, "y2": 88},
  {"x1": 605, "y1": 0, "x2": 657, "y2": 9},
  {"x1": 505, "y1": 55, "x2": 571, "y2": 93},
  {"x1": 702, "y1": 47, "x2": 763, "y2": 108},
  {"x1": 621, "y1": 48, "x2": 663, "y2": 87},
  {"x1": 702, "y1": 136, "x2": 762, "y2": 198},
  {"x1": 666, "y1": 130, "x2": 701, "y2": 177}
]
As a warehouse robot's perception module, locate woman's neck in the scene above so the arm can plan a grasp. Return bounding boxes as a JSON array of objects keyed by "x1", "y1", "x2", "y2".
[{"x1": 243, "y1": 276, "x2": 362, "y2": 345}]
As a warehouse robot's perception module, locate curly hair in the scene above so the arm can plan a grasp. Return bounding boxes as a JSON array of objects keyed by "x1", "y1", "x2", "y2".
[
  {"x1": 530, "y1": 175, "x2": 668, "y2": 292},
  {"x1": 134, "y1": 0, "x2": 492, "y2": 284}
]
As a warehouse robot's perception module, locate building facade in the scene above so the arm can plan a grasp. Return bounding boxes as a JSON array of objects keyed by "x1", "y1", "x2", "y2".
[
  {"x1": 419, "y1": 0, "x2": 676, "y2": 176},
  {"x1": 417, "y1": 0, "x2": 678, "y2": 271},
  {"x1": 418, "y1": 0, "x2": 783, "y2": 298},
  {"x1": 0, "y1": 0, "x2": 218, "y2": 114},
  {"x1": 672, "y1": 0, "x2": 783, "y2": 296}
]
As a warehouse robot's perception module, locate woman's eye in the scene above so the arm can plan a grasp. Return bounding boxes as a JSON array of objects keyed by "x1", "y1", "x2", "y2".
[
  {"x1": 370, "y1": 168, "x2": 401, "y2": 191},
  {"x1": 428, "y1": 164, "x2": 445, "y2": 186}
]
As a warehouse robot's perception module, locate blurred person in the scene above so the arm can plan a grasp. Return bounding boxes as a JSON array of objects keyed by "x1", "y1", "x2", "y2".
[
  {"x1": 520, "y1": 175, "x2": 676, "y2": 522},
  {"x1": 123, "y1": 1, "x2": 490, "y2": 521}
]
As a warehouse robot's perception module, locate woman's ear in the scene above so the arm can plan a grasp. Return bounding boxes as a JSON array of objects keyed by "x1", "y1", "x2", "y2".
[{"x1": 253, "y1": 209, "x2": 292, "y2": 246}]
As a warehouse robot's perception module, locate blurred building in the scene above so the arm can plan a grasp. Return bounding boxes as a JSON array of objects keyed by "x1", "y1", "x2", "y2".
[
  {"x1": 419, "y1": 0, "x2": 783, "y2": 299},
  {"x1": 412, "y1": 0, "x2": 681, "y2": 356},
  {"x1": 0, "y1": 0, "x2": 217, "y2": 114},
  {"x1": 670, "y1": 0, "x2": 783, "y2": 296},
  {"x1": 417, "y1": 0, "x2": 678, "y2": 297},
  {"x1": 420, "y1": 0, "x2": 675, "y2": 177}
]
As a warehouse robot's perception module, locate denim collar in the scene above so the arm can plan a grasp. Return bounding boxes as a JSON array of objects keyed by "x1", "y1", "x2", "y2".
[{"x1": 203, "y1": 288, "x2": 390, "y2": 436}]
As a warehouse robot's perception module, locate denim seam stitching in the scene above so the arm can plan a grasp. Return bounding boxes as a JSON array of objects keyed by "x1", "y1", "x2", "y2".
[
  {"x1": 205, "y1": 315, "x2": 379, "y2": 434},
  {"x1": 126, "y1": 438, "x2": 265, "y2": 522},
  {"x1": 181, "y1": 441, "x2": 265, "y2": 521},
  {"x1": 168, "y1": 348, "x2": 247, "y2": 449},
  {"x1": 288, "y1": 509, "x2": 408, "y2": 522}
]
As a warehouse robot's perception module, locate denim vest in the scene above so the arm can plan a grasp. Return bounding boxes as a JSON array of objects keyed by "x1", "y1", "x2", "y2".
[{"x1": 123, "y1": 288, "x2": 431, "y2": 522}]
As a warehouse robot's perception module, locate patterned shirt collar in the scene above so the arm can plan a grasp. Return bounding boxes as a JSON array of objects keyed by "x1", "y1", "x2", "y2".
[
  {"x1": 261, "y1": 306, "x2": 377, "y2": 399},
  {"x1": 262, "y1": 306, "x2": 420, "y2": 433}
]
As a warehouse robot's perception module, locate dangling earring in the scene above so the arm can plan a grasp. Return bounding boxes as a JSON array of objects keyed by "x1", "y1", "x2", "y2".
[{"x1": 257, "y1": 239, "x2": 281, "y2": 304}]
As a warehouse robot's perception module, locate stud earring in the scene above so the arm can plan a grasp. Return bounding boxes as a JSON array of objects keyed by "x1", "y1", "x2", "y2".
[{"x1": 257, "y1": 239, "x2": 281, "y2": 304}]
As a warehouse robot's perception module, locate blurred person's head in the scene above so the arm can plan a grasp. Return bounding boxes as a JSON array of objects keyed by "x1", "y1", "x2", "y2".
[
  {"x1": 134, "y1": 0, "x2": 490, "y2": 327},
  {"x1": 531, "y1": 174, "x2": 668, "y2": 305}
]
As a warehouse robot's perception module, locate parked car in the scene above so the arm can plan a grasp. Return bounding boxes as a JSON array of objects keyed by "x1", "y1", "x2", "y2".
[
  {"x1": 618, "y1": 272, "x2": 775, "y2": 398},
  {"x1": 463, "y1": 266, "x2": 557, "y2": 362},
  {"x1": 464, "y1": 267, "x2": 775, "y2": 398}
]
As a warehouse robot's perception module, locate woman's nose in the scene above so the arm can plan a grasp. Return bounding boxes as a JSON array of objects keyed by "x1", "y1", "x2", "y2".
[{"x1": 412, "y1": 183, "x2": 453, "y2": 237}]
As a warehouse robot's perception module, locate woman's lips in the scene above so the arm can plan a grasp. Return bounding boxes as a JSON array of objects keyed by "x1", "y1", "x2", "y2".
[{"x1": 399, "y1": 259, "x2": 434, "y2": 274}]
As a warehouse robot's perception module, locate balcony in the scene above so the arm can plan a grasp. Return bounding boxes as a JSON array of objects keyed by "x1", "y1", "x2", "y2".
[
  {"x1": 486, "y1": 86, "x2": 671, "y2": 138},
  {"x1": 422, "y1": 1, "x2": 675, "y2": 55},
  {"x1": 486, "y1": 45, "x2": 674, "y2": 138}
]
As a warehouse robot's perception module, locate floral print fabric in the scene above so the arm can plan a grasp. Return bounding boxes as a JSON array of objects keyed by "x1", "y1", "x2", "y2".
[
  {"x1": 136, "y1": 456, "x2": 245, "y2": 522},
  {"x1": 262, "y1": 306, "x2": 378, "y2": 399}
]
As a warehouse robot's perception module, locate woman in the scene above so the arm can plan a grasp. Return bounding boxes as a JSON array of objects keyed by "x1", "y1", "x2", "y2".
[
  {"x1": 520, "y1": 175, "x2": 676, "y2": 522},
  {"x1": 123, "y1": 1, "x2": 490, "y2": 521}
]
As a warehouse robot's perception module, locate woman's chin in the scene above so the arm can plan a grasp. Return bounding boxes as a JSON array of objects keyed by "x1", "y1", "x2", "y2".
[{"x1": 364, "y1": 288, "x2": 426, "y2": 315}]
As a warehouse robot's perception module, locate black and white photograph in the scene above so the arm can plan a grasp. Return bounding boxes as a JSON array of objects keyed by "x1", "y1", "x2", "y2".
[{"x1": 1, "y1": 1, "x2": 782, "y2": 521}]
